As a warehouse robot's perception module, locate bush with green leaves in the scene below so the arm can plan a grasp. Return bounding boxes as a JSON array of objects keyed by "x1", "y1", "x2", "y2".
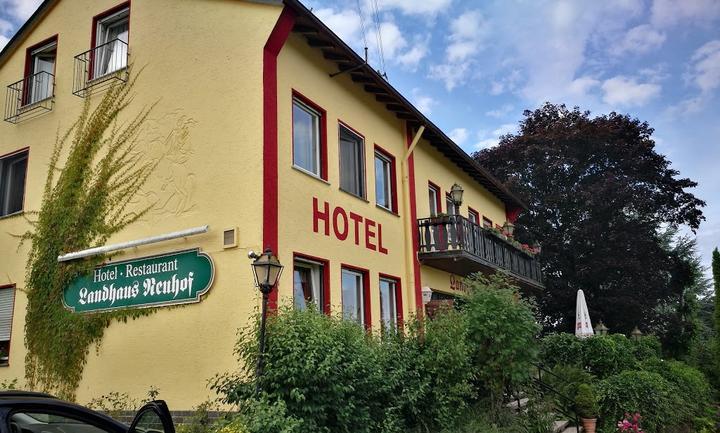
[
  {"x1": 462, "y1": 274, "x2": 541, "y2": 407},
  {"x1": 574, "y1": 384, "x2": 599, "y2": 418},
  {"x1": 544, "y1": 365, "x2": 596, "y2": 411},
  {"x1": 597, "y1": 370, "x2": 682, "y2": 433},
  {"x1": 640, "y1": 358, "x2": 712, "y2": 424}
]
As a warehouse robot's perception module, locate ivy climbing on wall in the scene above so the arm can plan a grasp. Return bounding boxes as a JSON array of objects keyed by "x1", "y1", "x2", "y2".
[{"x1": 19, "y1": 72, "x2": 192, "y2": 400}]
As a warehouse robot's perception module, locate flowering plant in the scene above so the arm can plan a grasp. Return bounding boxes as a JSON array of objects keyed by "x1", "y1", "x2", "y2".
[{"x1": 617, "y1": 412, "x2": 643, "y2": 432}]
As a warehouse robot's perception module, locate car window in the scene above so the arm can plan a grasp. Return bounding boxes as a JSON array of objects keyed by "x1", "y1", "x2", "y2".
[{"x1": 10, "y1": 411, "x2": 115, "y2": 433}]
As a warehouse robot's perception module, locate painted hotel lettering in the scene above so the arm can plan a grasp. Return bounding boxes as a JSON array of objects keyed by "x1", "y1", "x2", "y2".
[{"x1": 313, "y1": 197, "x2": 389, "y2": 254}]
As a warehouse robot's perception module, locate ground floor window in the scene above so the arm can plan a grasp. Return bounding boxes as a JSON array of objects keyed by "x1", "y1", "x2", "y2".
[
  {"x1": 379, "y1": 276, "x2": 401, "y2": 332},
  {"x1": 0, "y1": 285, "x2": 15, "y2": 365},
  {"x1": 0, "y1": 149, "x2": 29, "y2": 217},
  {"x1": 293, "y1": 257, "x2": 325, "y2": 312},
  {"x1": 342, "y1": 267, "x2": 368, "y2": 327}
]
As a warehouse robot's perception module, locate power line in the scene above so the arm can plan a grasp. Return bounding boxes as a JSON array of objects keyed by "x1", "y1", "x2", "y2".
[{"x1": 370, "y1": 0, "x2": 387, "y2": 79}]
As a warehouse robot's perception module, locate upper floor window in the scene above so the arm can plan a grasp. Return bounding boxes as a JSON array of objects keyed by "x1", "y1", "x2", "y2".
[
  {"x1": 292, "y1": 97, "x2": 325, "y2": 178},
  {"x1": 445, "y1": 193, "x2": 454, "y2": 214},
  {"x1": 468, "y1": 208, "x2": 479, "y2": 225},
  {"x1": 293, "y1": 257, "x2": 325, "y2": 312},
  {"x1": 0, "y1": 285, "x2": 14, "y2": 365},
  {"x1": 339, "y1": 124, "x2": 365, "y2": 198},
  {"x1": 0, "y1": 150, "x2": 29, "y2": 217},
  {"x1": 428, "y1": 183, "x2": 440, "y2": 216},
  {"x1": 25, "y1": 39, "x2": 56, "y2": 105},
  {"x1": 482, "y1": 216, "x2": 493, "y2": 228},
  {"x1": 374, "y1": 147, "x2": 397, "y2": 212},
  {"x1": 93, "y1": 5, "x2": 129, "y2": 78}
]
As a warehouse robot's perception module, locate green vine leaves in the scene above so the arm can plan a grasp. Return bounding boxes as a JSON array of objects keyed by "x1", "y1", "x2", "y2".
[{"x1": 19, "y1": 70, "x2": 195, "y2": 400}]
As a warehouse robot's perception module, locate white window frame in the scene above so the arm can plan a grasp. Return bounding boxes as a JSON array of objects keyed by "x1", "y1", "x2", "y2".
[
  {"x1": 293, "y1": 258, "x2": 324, "y2": 311},
  {"x1": 379, "y1": 277, "x2": 398, "y2": 331},
  {"x1": 0, "y1": 286, "x2": 15, "y2": 365},
  {"x1": 428, "y1": 185, "x2": 439, "y2": 216},
  {"x1": 374, "y1": 151, "x2": 393, "y2": 211},
  {"x1": 27, "y1": 41, "x2": 56, "y2": 105},
  {"x1": 341, "y1": 268, "x2": 365, "y2": 326},
  {"x1": 0, "y1": 150, "x2": 29, "y2": 217},
  {"x1": 339, "y1": 125, "x2": 365, "y2": 198},
  {"x1": 292, "y1": 98, "x2": 322, "y2": 177},
  {"x1": 94, "y1": 7, "x2": 130, "y2": 79},
  {"x1": 469, "y1": 209, "x2": 479, "y2": 225}
]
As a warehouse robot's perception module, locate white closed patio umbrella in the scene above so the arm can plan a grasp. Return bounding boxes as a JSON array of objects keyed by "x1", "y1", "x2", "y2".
[{"x1": 575, "y1": 289, "x2": 594, "y2": 338}]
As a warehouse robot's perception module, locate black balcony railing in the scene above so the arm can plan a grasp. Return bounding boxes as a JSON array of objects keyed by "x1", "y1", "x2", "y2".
[
  {"x1": 418, "y1": 215, "x2": 544, "y2": 289},
  {"x1": 4, "y1": 71, "x2": 55, "y2": 123},
  {"x1": 73, "y1": 38, "x2": 129, "y2": 97}
]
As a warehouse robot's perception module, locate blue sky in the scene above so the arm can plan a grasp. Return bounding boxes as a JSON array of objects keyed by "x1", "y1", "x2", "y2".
[{"x1": 1, "y1": 0, "x2": 719, "y2": 275}]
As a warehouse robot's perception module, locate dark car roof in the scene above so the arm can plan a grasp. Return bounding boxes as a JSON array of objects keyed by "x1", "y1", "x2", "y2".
[{"x1": 0, "y1": 391, "x2": 128, "y2": 432}]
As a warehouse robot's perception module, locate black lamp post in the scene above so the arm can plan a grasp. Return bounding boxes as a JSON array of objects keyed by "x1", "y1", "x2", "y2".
[
  {"x1": 248, "y1": 247, "x2": 283, "y2": 394},
  {"x1": 450, "y1": 183, "x2": 464, "y2": 215}
]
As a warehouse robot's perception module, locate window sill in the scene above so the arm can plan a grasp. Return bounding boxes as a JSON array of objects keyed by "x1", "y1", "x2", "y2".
[
  {"x1": 339, "y1": 188, "x2": 369, "y2": 203},
  {"x1": 0, "y1": 211, "x2": 24, "y2": 221},
  {"x1": 376, "y1": 204, "x2": 400, "y2": 217},
  {"x1": 291, "y1": 165, "x2": 330, "y2": 185}
]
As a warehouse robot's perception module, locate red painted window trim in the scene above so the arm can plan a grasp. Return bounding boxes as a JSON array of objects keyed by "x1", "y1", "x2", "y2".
[
  {"x1": 468, "y1": 207, "x2": 480, "y2": 224},
  {"x1": 373, "y1": 144, "x2": 398, "y2": 214},
  {"x1": 427, "y1": 180, "x2": 442, "y2": 216},
  {"x1": 90, "y1": 1, "x2": 131, "y2": 80},
  {"x1": 263, "y1": 7, "x2": 296, "y2": 310},
  {"x1": 338, "y1": 120, "x2": 367, "y2": 199},
  {"x1": 22, "y1": 35, "x2": 58, "y2": 105},
  {"x1": 293, "y1": 252, "x2": 331, "y2": 315},
  {"x1": 341, "y1": 264, "x2": 371, "y2": 330},
  {"x1": 379, "y1": 273, "x2": 403, "y2": 329},
  {"x1": 291, "y1": 89, "x2": 328, "y2": 180},
  {"x1": 482, "y1": 216, "x2": 493, "y2": 228},
  {"x1": 406, "y1": 124, "x2": 422, "y2": 317},
  {"x1": 0, "y1": 284, "x2": 16, "y2": 367},
  {"x1": 0, "y1": 147, "x2": 30, "y2": 214}
]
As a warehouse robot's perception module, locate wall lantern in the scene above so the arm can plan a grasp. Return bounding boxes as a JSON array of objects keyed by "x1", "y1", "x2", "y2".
[
  {"x1": 248, "y1": 247, "x2": 284, "y2": 394},
  {"x1": 630, "y1": 326, "x2": 643, "y2": 341},
  {"x1": 594, "y1": 321, "x2": 609, "y2": 336},
  {"x1": 449, "y1": 183, "x2": 464, "y2": 215}
]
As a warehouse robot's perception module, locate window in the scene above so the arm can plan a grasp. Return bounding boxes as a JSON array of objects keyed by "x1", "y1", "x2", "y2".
[
  {"x1": 341, "y1": 267, "x2": 368, "y2": 327},
  {"x1": 93, "y1": 5, "x2": 129, "y2": 78},
  {"x1": 468, "y1": 208, "x2": 479, "y2": 225},
  {"x1": 446, "y1": 193, "x2": 454, "y2": 214},
  {"x1": 292, "y1": 96, "x2": 326, "y2": 178},
  {"x1": 0, "y1": 286, "x2": 15, "y2": 365},
  {"x1": 0, "y1": 150, "x2": 28, "y2": 217},
  {"x1": 8, "y1": 411, "x2": 114, "y2": 433},
  {"x1": 428, "y1": 183, "x2": 440, "y2": 216},
  {"x1": 379, "y1": 277, "x2": 401, "y2": 332},
  {"x1": 374, "y1": 147, "x2": 397, "y2": 212},
  {"x1": 339, "y1": 124, "x2": 365, "y2": 198},
  {"x1": 25, "y1": 38, "x2": 56, "y2": 105},
  {"x1": 482, "y1": 216, "x2": 493, "y2": 228},
  {"x1": 293, "y1": 257, "x2": 326, "y2": 312}
]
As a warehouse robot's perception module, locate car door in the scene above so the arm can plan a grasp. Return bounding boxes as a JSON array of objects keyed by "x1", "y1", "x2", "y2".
[{"x1": 127, "y1": 401, "x2": 175, "y2": 433}]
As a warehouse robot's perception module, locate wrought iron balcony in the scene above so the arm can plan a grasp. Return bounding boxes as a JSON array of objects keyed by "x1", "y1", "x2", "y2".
[
  {"x1": 418, "y1": 215, "x2": 544, "y2": 289},
  {"x1": 73, "y1": 39, "x2": 129, "y2": 97},
  {"x1": 4, "y1": 71, "x2": 55, "y2": 123}
]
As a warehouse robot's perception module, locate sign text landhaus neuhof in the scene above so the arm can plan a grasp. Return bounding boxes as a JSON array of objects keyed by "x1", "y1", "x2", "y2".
[{"x1": 63, "y1": 249, "x2": 214, "y2": 314}]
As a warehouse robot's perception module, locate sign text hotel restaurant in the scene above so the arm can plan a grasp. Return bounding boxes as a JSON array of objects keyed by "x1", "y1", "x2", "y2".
[{"x1": 63, "y1": 249, "x2": 214, "y2": 313}]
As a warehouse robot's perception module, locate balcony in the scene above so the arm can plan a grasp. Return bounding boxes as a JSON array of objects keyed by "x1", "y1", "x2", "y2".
[
  {"x1": 4, "y1": 71, "x2": 55, "y2": 123},
  {"x1": 418, "y1": 215, "x2": 544, "y2": 290},
  {"x1": 73, "y1": 39, "x2": 128, "y2": 97}
]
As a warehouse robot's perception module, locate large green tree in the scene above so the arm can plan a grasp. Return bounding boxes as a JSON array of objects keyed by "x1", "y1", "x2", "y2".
[
  {"x1": 713, "y1": 248, "x2": 720, "y2": 365},
  {"x1": 474, "y1": 103, "x2": 705, "y2": 333}
]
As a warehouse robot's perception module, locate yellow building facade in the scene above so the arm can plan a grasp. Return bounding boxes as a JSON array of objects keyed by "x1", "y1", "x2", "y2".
[{"x1": 0, "y1": 0, "x2": 542, "y2": 410}]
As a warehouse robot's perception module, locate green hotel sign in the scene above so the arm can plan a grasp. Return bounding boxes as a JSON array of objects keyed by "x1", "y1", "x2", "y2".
[{"x1": 63, "y1": 249, "x2": 214, "y2": 314}]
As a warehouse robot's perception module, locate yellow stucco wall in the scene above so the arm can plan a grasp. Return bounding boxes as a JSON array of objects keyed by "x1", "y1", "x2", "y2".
[
  {"x1": 0, "y1": 0, "x2": 282, "y2": 409},
  {"x1": 0, "y1": 0, "x2": 512, "y2": 410}
]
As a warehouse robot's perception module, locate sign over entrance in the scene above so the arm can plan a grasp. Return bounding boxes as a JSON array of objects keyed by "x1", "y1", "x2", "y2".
[{"x1": 63, "y1": 249, "x2": 214, "y2": 313}]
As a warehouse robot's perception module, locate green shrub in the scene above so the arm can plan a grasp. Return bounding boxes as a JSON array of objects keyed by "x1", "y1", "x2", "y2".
[
  {"x1": 640, "y1": 358, "x2": 711, "y2": 423},
  {"x1": 544, "y1": 365, "x2": 595, "y2": 410},
  {"x1": 631, "y1": 336, "x2": 662, "y2": 361},
  {"x1": 462, "y1": 274, "x2": 540, "y2": 407},
  {"x1": 540, "y1": 334, "x2": 641, "y2": 379},
  {"x1": 574, "y1": 384, "x2": 599, "y2": 418},
  {"x1": 539, "y1": 333, "x2": 583, "y2": 368},
  {"x1": 597, "y1": 370, "x2": 682, "y2": 433}
]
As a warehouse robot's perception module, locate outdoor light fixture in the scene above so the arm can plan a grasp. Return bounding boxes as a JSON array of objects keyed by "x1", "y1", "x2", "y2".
[
  {"x1": 630, "y1": 326, "x2": 643, "y2": 341},
  {"x1": 594, "y1": 321, "x2": 609, "y2": 336},
  {"x1": 248, "y1": 247, "x2": 284, "y2": 394},
  {"x1": 449, "y1": 183, "x2": 464, "y2": 215}
]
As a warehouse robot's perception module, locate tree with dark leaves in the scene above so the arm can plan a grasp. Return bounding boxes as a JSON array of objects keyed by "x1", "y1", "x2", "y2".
[{"x1": 474, "y1": 103, "x2": 705, "y2": 333}]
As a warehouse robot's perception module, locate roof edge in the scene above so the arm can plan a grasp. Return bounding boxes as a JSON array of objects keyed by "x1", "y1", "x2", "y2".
[{"x1": 0, "y1": 0, "x2": 58, "y2": 68}]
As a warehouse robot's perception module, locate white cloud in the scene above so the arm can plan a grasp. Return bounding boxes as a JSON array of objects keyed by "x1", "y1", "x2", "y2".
[
  {"x1": 568, "y1": 76, "x2": 601, "y2": 97},
  {"x1": 651, "y1": 0, "x2": 720, "y2": 27},
  {"x1": 611, "y1": 24, "x2": 666, "y2": 55},
  {"x1": 373, "y1": 0, "x2": 452, "y2": 16},
  {"x1": 0, "y1": 18, "x2": 13, "y2": 34},
  {"x1": 396, "y1": 36, "x2": 429, "y2": 70},
  {"x1": 601, "y1": 76, "x2": 661, "y2": 107},
  {"x1": 429, "y1": 62, "x2": 470, "y2": 91},
  {"x1": 689, "y1": 40, "x2": 720, "y2": 93},
  {"x1": 2, "y1": 0, "x2": 42, "y2": 23},
  {"x1": 0, "y1": 35, "x2": 9, "y2": 51},
  {"x1": 485, "y1": 104, "x2": 514, "y2": 118},
  {"x1": 377, "y1": 21, "x2": 407, "y2": 59},
  {"x1": 448, "y1": 128, "x2": 469, "y2": 145},
  {"x1": 474, "y1": 124, "x2": 517, "y2": 150},
  {"x1": 314, "y1": 8, "x2": 363, "y2": 48},
  {"x1": 429, "y1": 10, "x2": 487, "y2": 90},
  {"x1": 412, "y1": 88, "x2": 436, "y2": 115}
]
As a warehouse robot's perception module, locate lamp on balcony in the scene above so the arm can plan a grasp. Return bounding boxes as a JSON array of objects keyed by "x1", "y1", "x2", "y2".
[{"x1": 449, "y1": 183, "x2": 464, "y2": 215}]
